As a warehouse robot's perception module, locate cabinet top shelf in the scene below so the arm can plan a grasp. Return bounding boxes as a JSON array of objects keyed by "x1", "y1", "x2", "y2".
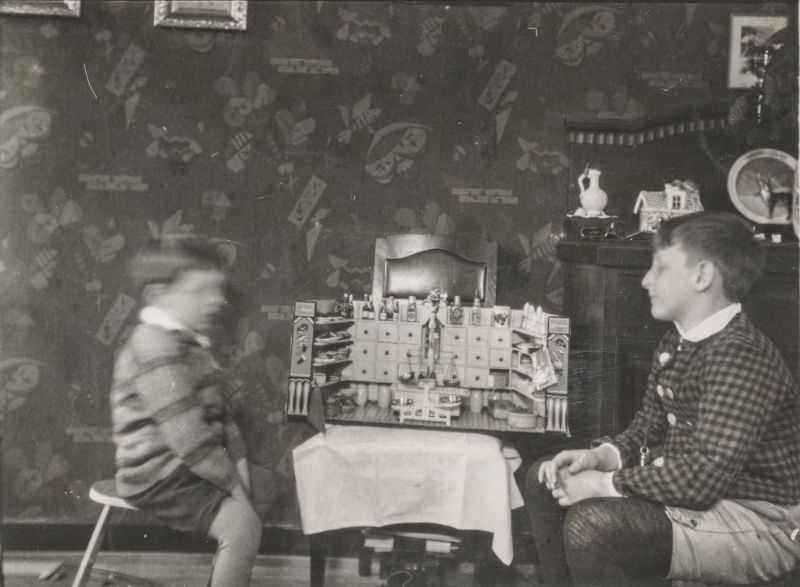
[{"x1": 556, "y1": 238, "x2": 798, "y2": 274}]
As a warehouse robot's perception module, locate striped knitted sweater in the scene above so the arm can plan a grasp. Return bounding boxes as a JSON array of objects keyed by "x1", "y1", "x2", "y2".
[{"x1": 111, "y1": 320, "x2": 246, "y2": 497}]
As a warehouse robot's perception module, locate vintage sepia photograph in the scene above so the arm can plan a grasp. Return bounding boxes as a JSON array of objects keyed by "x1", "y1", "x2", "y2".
[{"x1": 0, "y1": 2, "x2": 798, "y2": 586}]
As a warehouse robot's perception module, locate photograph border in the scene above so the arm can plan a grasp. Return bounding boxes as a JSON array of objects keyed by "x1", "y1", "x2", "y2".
[
  {"x1": 153, "y1": 0, "x2": 248, "y2": 31},
  {"x1": 728, "y1": 13, "x2": 789, "y2": 89}
]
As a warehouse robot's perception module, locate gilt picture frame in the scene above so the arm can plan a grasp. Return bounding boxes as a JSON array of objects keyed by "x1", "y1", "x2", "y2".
[
  {"x1": 154, "y1": 0, "x2": 247, "y2": 31},
  {"x1": 728, "y1": 13, "x2": 788, "y2": 88},
  {"x1": 0, "y1": 0, "x2": 80, "y2": 17}
]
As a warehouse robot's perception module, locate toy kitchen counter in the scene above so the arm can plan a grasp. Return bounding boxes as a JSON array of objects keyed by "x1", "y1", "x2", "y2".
[{"x1": 286, "y1": 297, "x2": 571, "y2": 438}]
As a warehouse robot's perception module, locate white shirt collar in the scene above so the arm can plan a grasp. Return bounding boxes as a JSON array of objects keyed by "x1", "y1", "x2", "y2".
[
  {"x1": 676, "y1": 303, "x2": 741, "y2": 342},
  {"x1": 139, "y1": 306, "x2": 212, "y2": 348}
]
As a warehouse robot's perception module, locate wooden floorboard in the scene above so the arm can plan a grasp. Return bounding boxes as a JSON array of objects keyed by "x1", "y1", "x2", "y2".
[
  {"x1": 3, "y1": 551, "x2": 385, "y2": 586},
  {"x1": 3, "y1": 550, "x2": 539, "y2": 586}
]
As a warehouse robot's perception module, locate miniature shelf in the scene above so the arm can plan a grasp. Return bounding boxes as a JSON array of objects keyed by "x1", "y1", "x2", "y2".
[
  {"x1": 314, "y1": 318, "x2": 354, "y2": 328},
  {"x1": 313, "y1": 336, "x2": 353, "y2": 348},
  {"x1": 312, "y1": 359, "x2": 352, "y2": 368},
  {"x1": 316, "y1": 379, "x2": 347, "y2": 390},
  {"x1": 325, "y1": 404, "x2": 554, "y2": 434}
]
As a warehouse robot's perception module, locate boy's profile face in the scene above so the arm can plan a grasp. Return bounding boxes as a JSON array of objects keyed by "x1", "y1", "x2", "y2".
[
  {"x1": 641, "y1": 243, "x2": 698, "y2": 325},
  {"x1": 152, "y1": 268, "x2": 227, "y2": 334}
]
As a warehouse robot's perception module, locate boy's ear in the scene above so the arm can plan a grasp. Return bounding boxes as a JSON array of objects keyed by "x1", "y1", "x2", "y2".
[{"x1": 692, "y1": 260, "x2": 715, "y2": 293}]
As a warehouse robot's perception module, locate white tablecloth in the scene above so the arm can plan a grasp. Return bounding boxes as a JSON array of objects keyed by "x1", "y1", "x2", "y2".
[{"x1": 292, "y1": 425, "x2": 524, "y2": 565}]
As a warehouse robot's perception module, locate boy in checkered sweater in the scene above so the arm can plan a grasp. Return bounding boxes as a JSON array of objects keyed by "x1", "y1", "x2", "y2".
[
  {"x1": 111, "y1": 237, "x2": 261, "y2": 587},
  {"x1": 525, "y1": 212, "x2": 800, "y2": 586}
]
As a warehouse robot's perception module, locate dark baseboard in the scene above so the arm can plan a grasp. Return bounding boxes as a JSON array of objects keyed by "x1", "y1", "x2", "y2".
[
  {"x1": 2, "y1": 523, "x2": 330, "y2": 556},
  {"x1": 3, "y1": 514, "x2": 536, "y2": 563}
]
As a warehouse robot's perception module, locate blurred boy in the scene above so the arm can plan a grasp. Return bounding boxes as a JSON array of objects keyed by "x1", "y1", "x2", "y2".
[
  {"x1": 111, "y1": 236, "x2": 261, "y2": 587},
  {"x1": 526, "y1": 212, "x2": 800, "y2": 586}
]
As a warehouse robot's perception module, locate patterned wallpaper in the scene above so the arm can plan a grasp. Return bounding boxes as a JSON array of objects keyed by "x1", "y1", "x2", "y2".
[{"x1": 0, "y1": 1, "x2": 790, "y2": 525}]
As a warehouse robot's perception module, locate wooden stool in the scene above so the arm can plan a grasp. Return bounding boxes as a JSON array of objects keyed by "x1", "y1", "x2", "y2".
[{"x1": 71, "y1": 480, "x2": 138, "y2": 587}]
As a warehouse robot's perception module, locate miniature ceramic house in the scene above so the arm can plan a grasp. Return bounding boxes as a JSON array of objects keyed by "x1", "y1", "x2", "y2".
[{"x1": 633, "y1": 180, "x2": 703, "y2": 232}]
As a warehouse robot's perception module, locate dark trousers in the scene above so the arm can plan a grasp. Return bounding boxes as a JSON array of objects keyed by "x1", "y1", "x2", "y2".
[{"x1": 524, "y1": 458, "x2": 673, "y2": 587}]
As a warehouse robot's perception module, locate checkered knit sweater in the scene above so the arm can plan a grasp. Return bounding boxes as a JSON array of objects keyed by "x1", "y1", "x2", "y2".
[
  {"x1": 111, "y1": 323, "x2": 246, "y2": 498},
  {"x1": 609, "y1": 313, "x2": 800, "y2": 509}
]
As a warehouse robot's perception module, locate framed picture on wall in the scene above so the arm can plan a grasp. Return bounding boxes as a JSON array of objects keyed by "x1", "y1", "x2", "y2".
[
  {"x1": 728, "y1": 13, "x2": 788, "y2": 88},
  {"x1": 0, "y1": 0, "x2": 80, "y2": 17},
  {"x1": 154, "y1": 0, "x2": 247, "y2": 31}
]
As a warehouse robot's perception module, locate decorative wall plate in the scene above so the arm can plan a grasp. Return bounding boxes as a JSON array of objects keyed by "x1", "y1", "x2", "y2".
[{"x1": 727, "y1": 148, "x2": 796, "y2": 224}]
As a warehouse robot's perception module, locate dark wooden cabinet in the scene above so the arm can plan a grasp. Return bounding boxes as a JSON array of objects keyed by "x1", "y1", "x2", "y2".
[{"x1": 557, "y1": 238, "x2": 799, "y2": 441}]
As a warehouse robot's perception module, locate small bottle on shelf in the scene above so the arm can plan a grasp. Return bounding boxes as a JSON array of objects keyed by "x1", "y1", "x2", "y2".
[
  {"x1": 406, "y1": 295, "x2": 417, "y2": 322},
  {"x1": 449, "y1": 295, "x2": 464, "y2": 325},
  {"x1": 379, "y1": 297, "x2": 388, "y2": 321},
  {"x1": 363, "y1": 294, "x2": 374, "y2": 320},
  {"x1": 340, "y1": 293, "x2": 352, "y2": 318},
  {"x1": 470, "y1": 293, "x2": 482, "y2": 326}
]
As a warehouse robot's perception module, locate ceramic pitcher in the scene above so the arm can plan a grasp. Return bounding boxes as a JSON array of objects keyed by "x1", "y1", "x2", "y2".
[{"x1": 578, "y1": 167, "x2": 608, "y2": 217}]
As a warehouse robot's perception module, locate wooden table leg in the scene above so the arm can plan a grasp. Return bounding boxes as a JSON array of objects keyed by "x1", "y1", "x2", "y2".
[{"x1": 310, "y1": 534, "x2": 326, "y2": 587}]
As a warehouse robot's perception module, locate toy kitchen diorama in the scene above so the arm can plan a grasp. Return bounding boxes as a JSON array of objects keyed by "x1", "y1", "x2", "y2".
[{"x1": 286, "y1": 285, "x2": 570, "y2": 436}]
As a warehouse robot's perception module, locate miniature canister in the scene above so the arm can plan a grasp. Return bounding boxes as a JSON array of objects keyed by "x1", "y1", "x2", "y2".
[
  {"x1": 355, "y1": 383, "x2": 368, "y2": 406},
  {"x1": 368, "y1": 383, "x2": 379, "y2": 403},
  {"x1": 469, "y1": 389, "x2": 484, "y2": 414},
  {"x1": 377, "y1": 384, "x2": 392, "y2": 409}
]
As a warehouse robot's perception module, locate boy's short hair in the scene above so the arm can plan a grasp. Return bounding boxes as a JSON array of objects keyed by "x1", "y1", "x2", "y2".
[
  {"x1": 654, "y1": 211, "x2": 766, "y2": 302},
  {"x1": 130, "y1": 235, "x2": 226, "y2": 291}
]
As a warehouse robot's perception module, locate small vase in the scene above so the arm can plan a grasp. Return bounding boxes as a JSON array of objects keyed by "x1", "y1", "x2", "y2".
[{"x1": 578, "y1": 167, "x2": 608, "y2": 217}]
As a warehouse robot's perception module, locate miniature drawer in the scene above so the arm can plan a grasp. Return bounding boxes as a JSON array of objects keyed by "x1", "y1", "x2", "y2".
[
  {"x1": 354, "y1": 321, "x2": 378, "y2": 341},
  {"x1": 464, "y1": 367, "x2": 490, "y2": 388},
  {"x1": 375, "y1": 361, "x2": 397, "y2": 383},
  {"x1": 444, "y1": 327, "x2": 467, "y2": 347},
  {"x1": 343, "y1": 361, "x2": 375, "y2": 381},
  {"x1": 397, "y1": 343, "x2": 421, "y2": 362},
  {"x1": 466, "y1": 327, "x2": 489, "y2": 347},
  {"x1": 489, "y1": 348, "x2": 511, "y2": 368},
  {"x1": 377, "y1": 323, "x2": 398, "y2": 342},
  {"x1": 466, "y1": 346, "x2": 489, "y2": 367},
  {"x1": 490, "y1": 329, "x2": 512, "y2": 348},
  {"x1": 443, "y1": 346, "x2": 467, "y2": 365},
  {"x1": 351, "y1": 341, "x2": 376, "y2": 361},
  {"x1": 376, "y1": 341, "x2": 398, "y2": 362},
  {"x1": 398, "y1": 324, "x2": 421, "y2": 345}
]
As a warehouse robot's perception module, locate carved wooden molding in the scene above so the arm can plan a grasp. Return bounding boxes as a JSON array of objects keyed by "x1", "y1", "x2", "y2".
[{"x1": 565, "y1": 101, "x2": 730, "y2": 147}]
